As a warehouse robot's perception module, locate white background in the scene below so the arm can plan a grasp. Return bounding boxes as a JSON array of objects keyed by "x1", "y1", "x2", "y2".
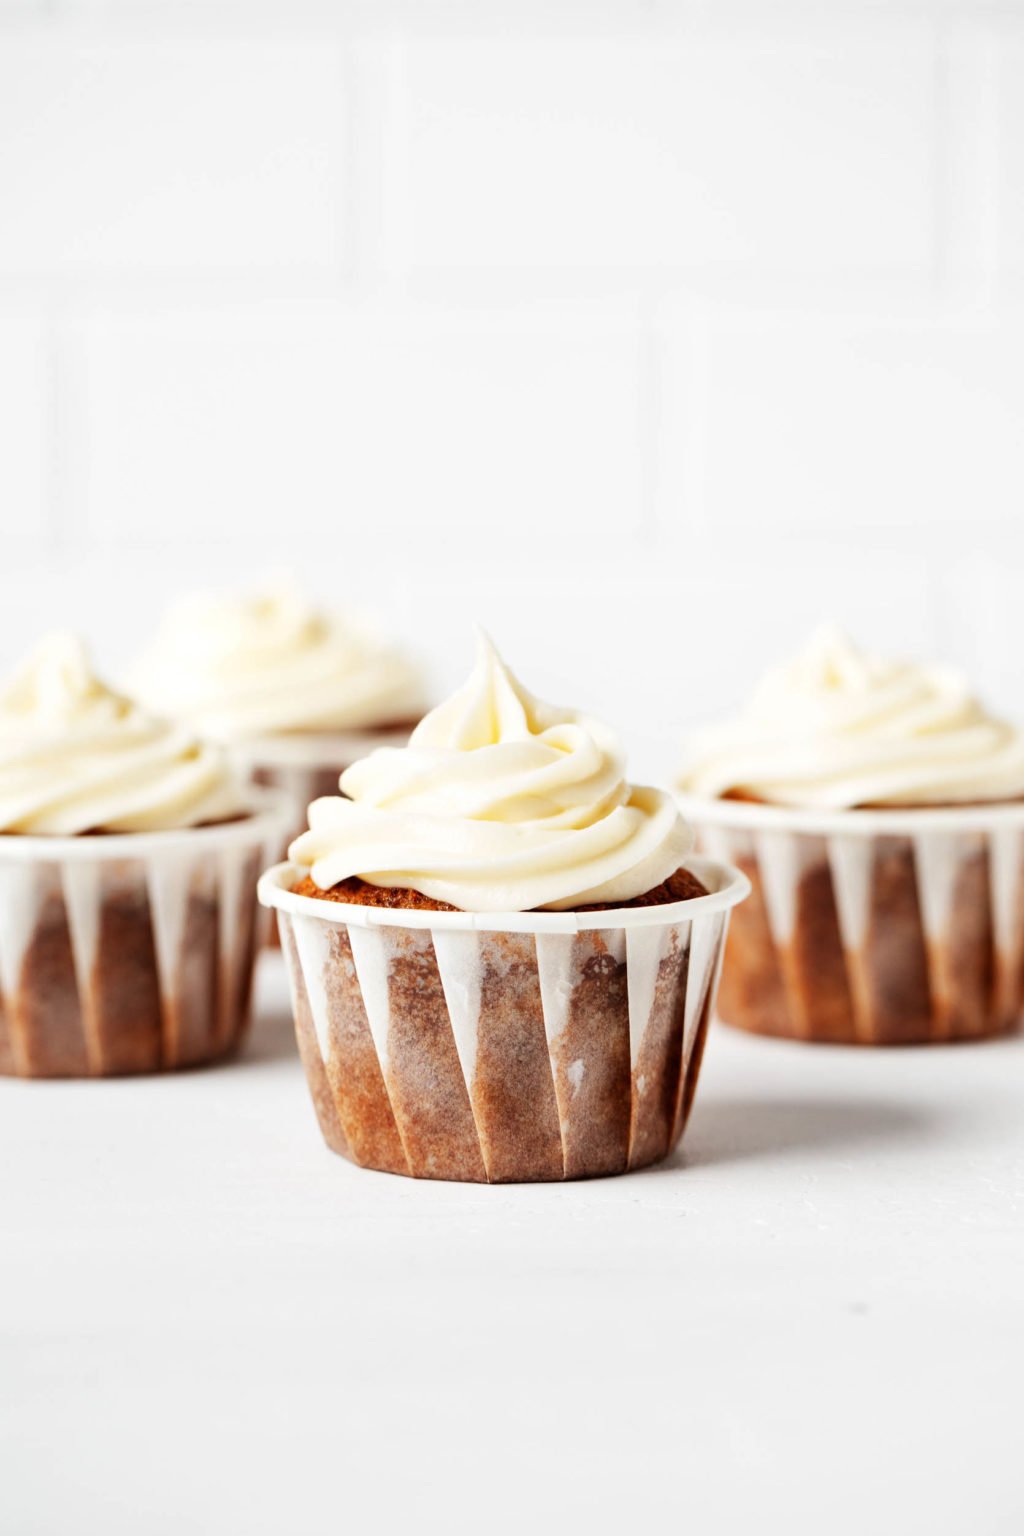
[
  {"x1": 3, "y1": 8, "x2": 1024, "y2": 1534},
  {"x1": 1, "y1": 0, "x2": 1023, "y2": 774}
]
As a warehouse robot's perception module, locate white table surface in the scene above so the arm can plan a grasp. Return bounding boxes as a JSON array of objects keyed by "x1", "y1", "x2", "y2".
[{"x1": 3, "y1": 953, "x2": 1022, "y2": 1536}]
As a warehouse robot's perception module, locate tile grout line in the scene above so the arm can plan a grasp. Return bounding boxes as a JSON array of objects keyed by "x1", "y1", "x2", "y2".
[
  {"x1": 42, "y1": 305, "x2": 71, "y2": 563},
  {"x1": 337, "y1": 34, "x2": 359, "y2": 290},
  {"x1": 931, "y1": 9, "x2": 951, "y2": 300},
  {"x1": 636, "y1": 297, "x2": 661, "y2": 547}
]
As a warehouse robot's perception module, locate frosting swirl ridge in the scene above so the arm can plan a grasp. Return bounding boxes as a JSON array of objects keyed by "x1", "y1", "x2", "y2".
[
  {"x1": 679, "y1": 627, "x2": 1024, "y2": 809},
  {"x1": 0, "y1": 635, "x2": 244, "y2": 834},
  {"x1": 131, "y1": 585, "x2": 425, "y2": 741},
  {"x1": 290, "y1": 635, "x2": 691, "y2": 911}
]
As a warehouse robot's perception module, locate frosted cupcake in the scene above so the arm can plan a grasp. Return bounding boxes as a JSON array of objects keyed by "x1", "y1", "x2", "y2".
[
  {"x1": 0, "y1": 636, "x2": 287, "y2": 1078},
  {"x1": 130, "y1": 584, "x2": 426, "y2": 864},
  {"x1": 260, "y1": 635, "x2": 748, "y2": 1183},
  {"x1": 678, "y1": 628, "x2": 1024, "y2": 1045}
]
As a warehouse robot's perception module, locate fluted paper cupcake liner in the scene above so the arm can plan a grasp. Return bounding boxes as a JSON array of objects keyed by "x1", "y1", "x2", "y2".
[
  {"x1": 678, "y1": 795, "x2": 1024, "y2": 1045},
  {"x1": 0, "y1": 792, "x2": 290, "y2": 1078},
  {"x1": 259, "y1": 856, "x2": 748, "y2": 1183}
]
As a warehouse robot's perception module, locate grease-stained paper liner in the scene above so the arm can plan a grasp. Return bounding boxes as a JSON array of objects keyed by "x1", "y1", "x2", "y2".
[
  {"x1": 259, "y1": 856, "x2": 749, "y2": 1183},
  {"x1": 235, "y1": 727, "x2": 416, "y2": 945},
  {"x1": 678, "y1": 794, "x2": 1024, "y2": 1046},
  {"x1": 0, "y1": 791, "x2": 290, "y2": 1079}
]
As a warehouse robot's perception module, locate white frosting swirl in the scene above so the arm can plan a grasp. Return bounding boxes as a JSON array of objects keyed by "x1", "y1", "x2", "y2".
[
  {"x1": 680, "y1": 627, "x2": 1024, "y2": 809},
  {"x1": 0, "y1": 635, "x2": 244, "y2": 835},
  {"x1": 130, "y1": 585, "x2": 425, "y2": 742},
  {"x1": 291, "y1": 634, "x2": 691, "y2": 911}
]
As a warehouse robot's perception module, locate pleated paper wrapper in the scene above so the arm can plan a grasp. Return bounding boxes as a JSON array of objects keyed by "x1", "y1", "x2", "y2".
[
  {"x1": 679, "y1": 795, "x2": 1024, "y2": 1045},
  {"x1": 261, "y1": 857, "x2": 747, "y2": 1183},
  {"x1": 0, "y1": 794, "x2": 289, "y2": 1079}
]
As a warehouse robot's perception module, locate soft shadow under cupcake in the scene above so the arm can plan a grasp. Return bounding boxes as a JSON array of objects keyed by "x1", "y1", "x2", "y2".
[
  {"x1": 226, "y1": 1004, "x2": 299, "y2": 1068},
  {"x1": 656, "y1": 1094, "x2": 946, "y2": 1170}
]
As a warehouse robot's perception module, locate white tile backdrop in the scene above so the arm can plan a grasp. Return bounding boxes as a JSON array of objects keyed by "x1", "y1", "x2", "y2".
[{"x1": 0, "y1": 0, "x2": 1022, "y2": 782}]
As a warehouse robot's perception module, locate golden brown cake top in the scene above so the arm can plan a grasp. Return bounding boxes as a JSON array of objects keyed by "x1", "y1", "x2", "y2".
[{"x1": 290, "y1": 864, "x2": 708, "y2": 914}]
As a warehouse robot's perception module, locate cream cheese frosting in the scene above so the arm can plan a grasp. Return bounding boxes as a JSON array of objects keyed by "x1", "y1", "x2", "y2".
[
  {"x1": 290, "y1": 634, "x2": 692, "y2": 911},
  {"x1": 130, "y1": 585, "x2": 425, "y2": 742},
  {"x1": 679, "y1": 627, "x2": 1024, "y2": 809},
  {"x1": 0, "y1": 635, "x2": 244, "y2": 835}
]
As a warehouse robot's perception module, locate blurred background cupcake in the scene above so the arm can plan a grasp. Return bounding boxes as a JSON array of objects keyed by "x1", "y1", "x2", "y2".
[
  {"x1": 677, "y1": 627, "x2": 1024, "y2": 1046},
  {"x1": 130, "y1": 581, "x2": 428, "y2": 876},
  {"x1": 0, "y1": 635, "x2": 287, "y2": 1078}
]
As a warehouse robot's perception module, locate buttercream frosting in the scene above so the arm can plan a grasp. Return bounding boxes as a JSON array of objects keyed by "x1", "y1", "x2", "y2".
[
  {"x1": 130, "y1": 585, "x2": 425, "y2": 742},
  {"x1": 290, "y1": 634, "x2": 692, "y2": 911},
  {"x1": 679, "y1": 627, "x2": 1024, "y2": 809},
  {"x1": 0, "y1": 635, "x2": 244, "y2": 835}
]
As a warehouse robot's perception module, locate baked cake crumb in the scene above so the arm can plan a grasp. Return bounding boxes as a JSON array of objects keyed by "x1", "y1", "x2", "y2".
[{"x1": 290, "y1": 865, "x2": 709, "y2": 914}]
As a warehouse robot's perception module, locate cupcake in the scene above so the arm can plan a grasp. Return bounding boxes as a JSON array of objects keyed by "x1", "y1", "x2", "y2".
[
  {"x1": 130, "y1": 583, "x2": 427, "y2": 865},
  {"x1": 260, "y1": 634, "x2": 748, "y2": 1183},
  {"x1": 0, "y1": 635, "x2": 288, "y2": 1078},
  {"x1": 677, "y1": 627, "x2": 1024, "y2": 1046}
]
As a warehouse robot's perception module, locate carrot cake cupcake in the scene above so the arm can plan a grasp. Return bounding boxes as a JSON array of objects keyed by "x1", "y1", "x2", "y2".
[
  {"x1": 0, "y1": 635, "x2": 287, "y2": 1078},
  {"x1": 260, "y1": 634, "x2": 748, "y2": 1182},
  {"x1": 677, "y1": 627, "x2": 1024, "y2": 1045}
]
